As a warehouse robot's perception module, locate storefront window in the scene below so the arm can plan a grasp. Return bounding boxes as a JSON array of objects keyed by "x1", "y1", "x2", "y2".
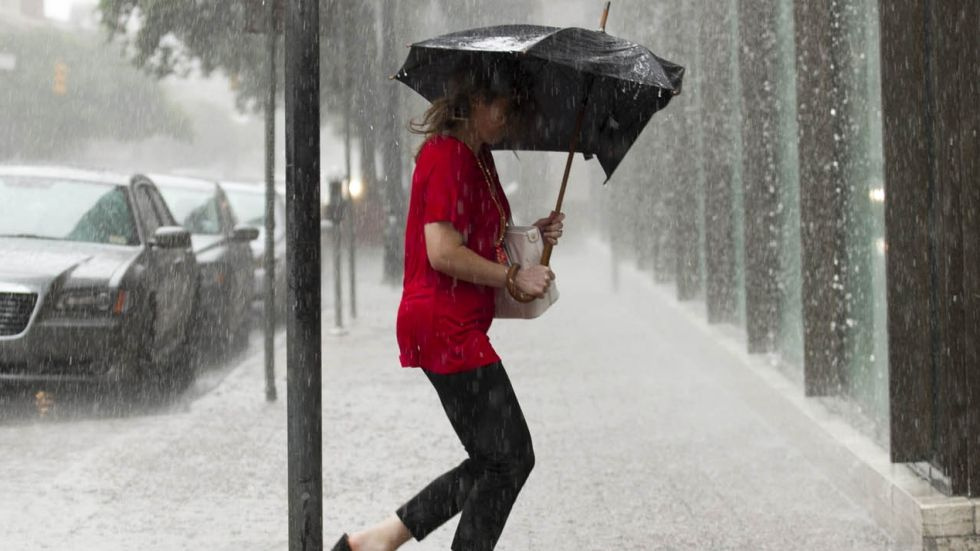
[
  {"x1": 841, "y1": 0, "x2": 889, "y2": 436},
  {"x1": 774, "y1": 0, "x2": 804, "y2": 371}
]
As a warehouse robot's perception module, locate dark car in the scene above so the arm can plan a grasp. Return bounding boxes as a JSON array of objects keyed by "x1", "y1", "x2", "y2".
[
  {"x1": 150, "y1": 175, "x2": 258, "y2": 350},
  {"x1": 220, "y1": 181, "x2": 286, "y2": 318},
  {"x1": 0, "y1": 167, "x2": 197, "y2": 388}
]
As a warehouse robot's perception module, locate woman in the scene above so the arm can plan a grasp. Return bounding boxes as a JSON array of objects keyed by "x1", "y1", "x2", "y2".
[{"x1": 332, "y1": 69, "x2": 564, "y2": 551}]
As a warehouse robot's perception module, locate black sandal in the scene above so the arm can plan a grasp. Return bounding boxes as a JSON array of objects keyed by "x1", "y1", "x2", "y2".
[{"x1": 330, "y1": 533, "x2": 352, "y2": 551}]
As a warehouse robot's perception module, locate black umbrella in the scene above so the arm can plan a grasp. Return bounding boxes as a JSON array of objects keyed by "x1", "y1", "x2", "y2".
[{"x1": 394, "y1": 5, "x2": 685, "y2": 265}]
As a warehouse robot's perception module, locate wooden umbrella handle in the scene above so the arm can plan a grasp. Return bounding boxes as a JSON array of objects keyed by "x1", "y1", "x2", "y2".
[
  {"x1": 514, "y1": 92, "x2": 588, "y2": 303},
  {"x1": 540, "y1": 96, "x2": 589, "y2": 267},
  {"x1": 516, "y1": 4, "x2": 608, "y2": 302}
]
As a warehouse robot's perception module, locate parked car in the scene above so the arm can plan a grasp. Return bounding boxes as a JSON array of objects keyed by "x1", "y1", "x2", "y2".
[
  {"x1": 220, "y1": 181, "x2": 286, "y2": 319},
  {"x1": 150, "y1": 175, "x2": 258, "y2": 350},
  {"x1": 0, "y1": 167, "x2": 197, "y2": 388}
]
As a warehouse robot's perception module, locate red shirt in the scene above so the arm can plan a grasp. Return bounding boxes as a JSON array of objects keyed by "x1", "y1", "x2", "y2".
[{"x1": 397, "y1": 135, "x2": 511, "y2": 374}]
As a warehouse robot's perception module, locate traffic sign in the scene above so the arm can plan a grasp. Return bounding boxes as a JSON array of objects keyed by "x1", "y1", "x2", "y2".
[{"x1": 53, "y1": 61, "x2": 68, "y2": 95}]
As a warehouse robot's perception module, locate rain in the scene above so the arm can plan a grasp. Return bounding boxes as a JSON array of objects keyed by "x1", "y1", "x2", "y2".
[{"x1": 1, "y1": 0, "x2": 978, "y2": 549}]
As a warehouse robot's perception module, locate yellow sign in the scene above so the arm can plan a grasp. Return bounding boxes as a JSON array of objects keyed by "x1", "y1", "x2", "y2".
[{"x1": 53, "y1": 61, "x2": 68, "y2": 95}]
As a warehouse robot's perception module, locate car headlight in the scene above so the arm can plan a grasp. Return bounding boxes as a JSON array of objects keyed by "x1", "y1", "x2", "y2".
[{"x1": 54, "y1": 288, "x2": 129, "y2": 315}]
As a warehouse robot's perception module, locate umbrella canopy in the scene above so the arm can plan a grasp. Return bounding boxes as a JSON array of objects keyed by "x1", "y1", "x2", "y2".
[{"x1": 394, "y1": 24, "x2": 685, "y2": 180}]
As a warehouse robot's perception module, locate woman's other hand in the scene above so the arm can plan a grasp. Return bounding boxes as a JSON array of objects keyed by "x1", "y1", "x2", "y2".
[
  {"x1": 533, "y1": 211, "x2": 565, "y2": 245},
  {"x1": 515, "y1": 265, "x2": 555, "y2": 298}
]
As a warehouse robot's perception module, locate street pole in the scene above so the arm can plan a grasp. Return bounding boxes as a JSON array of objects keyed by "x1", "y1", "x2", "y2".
[
  {"x1": 346, "y1": 185, "x2": 357, "y2": 320},
  {"x1": 285, "y1": 0, "x2": 322, "y2": 547},
  {"x1": 263, "y1": 0, "x2": 278, "y2": 403},
  {"x1": 329, "y1": 179, "x2": 346, "y2": 335},
  {"x1": 341, "y1": 16, "x2": 357, "y2": 321},
  {"x1": 344, "y1": 99, "x2": 357, "y2": 321},
  {"x1": 380, "y1": 0, "x2": 406, "y2": 286}
]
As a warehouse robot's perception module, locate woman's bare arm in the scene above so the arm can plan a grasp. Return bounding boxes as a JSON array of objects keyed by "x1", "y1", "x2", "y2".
[{"x1": 424, "y1": 222, "x2": 509, "y2": 288}]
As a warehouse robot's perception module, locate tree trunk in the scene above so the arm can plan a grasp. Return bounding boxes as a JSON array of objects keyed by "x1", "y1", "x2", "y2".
[{"x1": 380, "y1": 0, "x2": 405, "y2": 285}]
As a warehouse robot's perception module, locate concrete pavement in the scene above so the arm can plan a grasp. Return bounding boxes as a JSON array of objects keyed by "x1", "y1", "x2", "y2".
[{"x1": 0, "y1": 242, "x2": 895, "y2": 550}]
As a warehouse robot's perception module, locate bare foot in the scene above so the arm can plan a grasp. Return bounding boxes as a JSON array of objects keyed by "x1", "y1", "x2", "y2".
[
  {"x1": 347, "y1": 515, "x2": 412, "y2": 551},
  {"x1": 347, "y1": 530, "x2": 387, "y2": 551}
]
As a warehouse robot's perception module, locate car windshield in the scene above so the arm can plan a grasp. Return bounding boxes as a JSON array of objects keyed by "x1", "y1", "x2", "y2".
[
  {"x1": 157, "y1": 185, "x2": 223, "y2": 235},
  {"x1": 224, "y1": 189, "x2": 266, "y2": 227},
  {"x1": 0, "y1": 176, "x2": 139, "y2": 245}
]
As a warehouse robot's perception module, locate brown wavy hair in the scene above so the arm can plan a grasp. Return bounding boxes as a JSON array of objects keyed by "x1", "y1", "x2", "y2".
[{"x1": 410, "y1": 61, "x2": 531, "y2": 156}]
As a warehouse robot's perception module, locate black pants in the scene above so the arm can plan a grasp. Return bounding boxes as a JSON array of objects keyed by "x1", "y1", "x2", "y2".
[{"x1": 396, "y1": 362, "x2": 535, "y2": 551}]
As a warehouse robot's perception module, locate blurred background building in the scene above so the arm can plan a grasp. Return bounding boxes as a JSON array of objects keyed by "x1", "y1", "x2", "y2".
[
  {"x1": 0, "y1": 0, "x2": 44, "y2": 19},
  {"x1": 598, "y1": 1, "x2": 979, "y2": 547}
]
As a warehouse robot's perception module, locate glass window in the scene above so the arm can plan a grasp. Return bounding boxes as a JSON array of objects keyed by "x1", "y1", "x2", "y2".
[
  {"x1": 774, "y1": 0, "x2": 804, "y2": 370},
  {"x1": 225, "y1": 189, "x2": 267, "y2": 227},
  {"x1": 157, "y1": 185, "x2": 223, "y2": 235},
  {"x1": 840, "y1": 0, "x2": 889, "y2": 436},
  {"x1": 0, "y1": 176, "x2": 138, "y2": 246},
  {"x1": 224, "y1": 188, "x2": 285, "y2": 238}
]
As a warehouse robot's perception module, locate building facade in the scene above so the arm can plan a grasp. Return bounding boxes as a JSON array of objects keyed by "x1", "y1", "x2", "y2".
[
  {"x1": 0, "y1": 0, "x2": 43, "y2": 18},
  {"x1": 606, "y1": 0, "x2": 979, "y2": 544}
]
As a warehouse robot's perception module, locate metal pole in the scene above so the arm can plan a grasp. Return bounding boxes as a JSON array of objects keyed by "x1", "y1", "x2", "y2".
[
  {"x1": 263, "y1": 0, "x2": 278, "y2": 403},
  {"x1": 380, "y1": 0, "x2": 406, "y2": 286},
  {"x1": 329, "y1": 180, "x2": 346, "y2": 335},
  {"x1": 344, "y1": 101, "x2": 357, "y2": 320},
  {"x1": 285, "y1": 0, "x2": 321, "y2": 546},
  {"x1": 335, "y1": 219, "x2": 345, "y2": 331},
  {"x1": 347, "y1": 189, "x2": 356, "y2": 320}
]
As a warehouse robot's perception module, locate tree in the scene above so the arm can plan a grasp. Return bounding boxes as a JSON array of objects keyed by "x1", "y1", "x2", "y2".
[
  {"x1": 379, "y1": 0, "x2": 405, "y2": 284},
  {"x1": 0, "y1": 20, "x2": 188, "y2": 160},
  {"x1": 96, "y1": 0, "x2": 545, "y2": 285},
  {"x1": 99, "y1": 0, "x2": 393, "y2": 267},
  {"x1": 98, "y1": 1, "x2": 276, "y2": 109},
  {"x1": 97, "y1": 0, "x2": 385, "y2": 162}
]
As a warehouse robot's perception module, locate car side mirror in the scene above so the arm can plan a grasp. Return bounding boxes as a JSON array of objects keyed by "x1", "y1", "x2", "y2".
[
  {"x1": 151, "y1": 226, "x2": 191, "y2": 249},
  {"x1": 232, "y1": 225, "x2": 260, "y2": 242}
]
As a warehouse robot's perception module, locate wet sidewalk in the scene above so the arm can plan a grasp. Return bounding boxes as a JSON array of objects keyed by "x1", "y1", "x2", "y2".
[
  {"x1": 0, "y1": 241, "x2": 895, "y2": 550},
  {"x1": 319, "y1": 241, "x2": 893, "y2": 550}
]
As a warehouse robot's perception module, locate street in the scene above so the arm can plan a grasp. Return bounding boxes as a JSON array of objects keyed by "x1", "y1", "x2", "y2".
[{"x1": 0, "y1": 243, "x2": 895, "y2": 550}]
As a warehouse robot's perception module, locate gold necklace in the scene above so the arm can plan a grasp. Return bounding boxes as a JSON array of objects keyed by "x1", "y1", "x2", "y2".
[{"x1": 473, "y1": 151, "x2": 509, "y2": 264}]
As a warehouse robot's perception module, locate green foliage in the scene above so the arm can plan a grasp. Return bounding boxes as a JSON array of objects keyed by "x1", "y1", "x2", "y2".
[
  {"x1": 96, "y1": 0, "x2": 381, "y2": 119},
  {"x1": 94, "y1": 0, "x2": 539, "y2": 137},
  {"x1": 98, "y1": 0, "x2": 272, "y2": 112},
  {"x1": 0, "y1": 21, "x2": 190, "y2": 161}
]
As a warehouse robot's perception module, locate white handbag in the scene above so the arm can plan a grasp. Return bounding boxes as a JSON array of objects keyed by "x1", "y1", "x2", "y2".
[{"x1": 494, "y1": 225, "x2": 559, "y2": 319}]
